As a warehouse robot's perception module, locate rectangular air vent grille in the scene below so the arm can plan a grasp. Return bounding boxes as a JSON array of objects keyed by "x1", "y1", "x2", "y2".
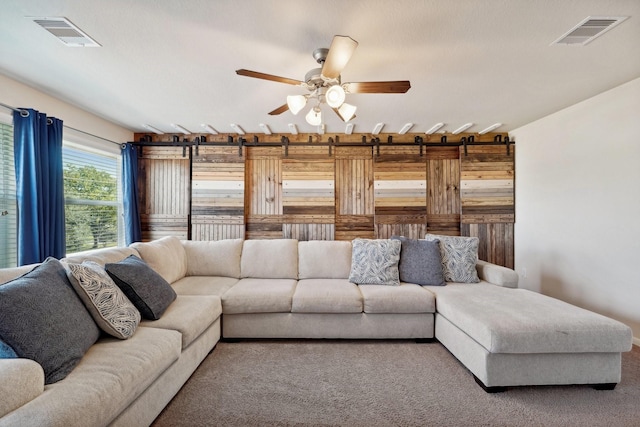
[
  {"x1": 32, "y1": 17, "x2": 101, "y2": 47},
  {"x1": 552, "y1": 16, "x2": 628, "y2": 46}
]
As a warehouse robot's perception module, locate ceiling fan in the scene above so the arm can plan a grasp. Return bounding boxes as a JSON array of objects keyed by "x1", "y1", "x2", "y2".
[{"x1": 236, "y1": 35, "x2": 411, "y2": 126}]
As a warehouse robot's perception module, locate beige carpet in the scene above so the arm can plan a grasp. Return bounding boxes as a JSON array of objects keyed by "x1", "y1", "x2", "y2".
[{"x1": 152, "y1": 340, "x2": 640, "y2": 427}]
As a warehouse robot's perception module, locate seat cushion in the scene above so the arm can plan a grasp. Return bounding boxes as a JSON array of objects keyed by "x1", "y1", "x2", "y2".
[
  {"x1": 171, "y1": 276, "x2": 239, "y2": 296},
  {"x1": 292, "y1": 279, "x2": 362, "y2": 313},
  {"x1": 359, "y1": 283, "x2": 436, "y2": 313},
  {"x1": 140, "y1": 295, "x2": 221, "y2": 349},
  {"x1": 433, "y1": 283, "x2": 633, "y2": 354},
  {"x1": 221, "y1": 278, "x2": 297, "y2": 314}
]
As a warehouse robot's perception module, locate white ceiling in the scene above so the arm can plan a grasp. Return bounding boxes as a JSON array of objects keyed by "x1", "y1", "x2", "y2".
[{"x1": 1, "y1": 0, "x2": 639, "y2": 136}]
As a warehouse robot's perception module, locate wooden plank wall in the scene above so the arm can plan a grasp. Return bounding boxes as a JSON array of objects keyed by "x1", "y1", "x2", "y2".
[
  {"x1": 134, "y1": 135, "x2": 514, "y2": 267},
  {"x1": 460, "y1": 145, "x2": 515, "y2": 268},
  {"x1": 138, "y1": 146, "x2": 190, "y2": 240},
  {"x1": 191, "y1": 146, "x2": 245, "y2": 240},
  {"x1": 374, "y1": 147, "x2": 427, "y2": 239}
]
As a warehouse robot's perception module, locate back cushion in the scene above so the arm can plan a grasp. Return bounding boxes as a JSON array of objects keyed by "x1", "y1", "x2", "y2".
[
  {"x1": 62, "y1": 247, "x2": 139, "y2": 267},
  {"x1": 182, "y1": 239, "x2": 243, "y2": 278},
  {"x1": 298, "y1": 240, "x2": 352, "y2": 279},
  {"x1": 131, "y1": 236, "x2": 187, "y2": 284},
  {"x1": 240, "y1": 239, "x2": 298, "y2": 279}
]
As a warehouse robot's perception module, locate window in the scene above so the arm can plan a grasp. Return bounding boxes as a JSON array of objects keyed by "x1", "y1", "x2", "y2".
[
  {"x1": 0, "y1": 121, "x2": 17, "y2": 268},
  {"x1": 63, "y1": 142, "x2": 123, "y2": 254}
]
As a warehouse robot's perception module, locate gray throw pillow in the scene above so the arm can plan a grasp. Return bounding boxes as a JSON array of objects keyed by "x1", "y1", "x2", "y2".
[
  {"x1": 424, "y1": 234, "x2": 480, "y2": 283},
  {"x1": 105, "y1": 255, "x2": 177, "y2": 320},
  {"x1": 66, "y1": 261, "x2": 141, "y2": 339},
  {"x1": 348, "y1": 239, "x2": 402, "y2": 286},
  {"x1": 391, "y1": 236, "x2": 445, "y2": 286},
  {"x1": 0, "y1": 257, "x2": 100, "y2": 384}
]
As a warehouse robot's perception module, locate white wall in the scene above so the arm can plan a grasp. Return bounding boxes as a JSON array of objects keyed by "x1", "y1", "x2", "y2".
[
  {"x1": 511, "y1": 77, "x2": 640, "y2": 344},
  {"x1": 0, "y1": 74, "x2": 132, "y2": 151}
]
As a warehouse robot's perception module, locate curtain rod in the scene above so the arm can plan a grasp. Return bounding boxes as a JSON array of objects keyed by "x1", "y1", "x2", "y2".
[{"x1": 0, "y1": 102, "x2": 122, "y2": 147}]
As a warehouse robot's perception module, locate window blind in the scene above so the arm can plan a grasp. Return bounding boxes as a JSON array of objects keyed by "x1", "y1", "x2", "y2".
[{"x1": 0, "y1": 122, "x2": 17, "y2": 268}]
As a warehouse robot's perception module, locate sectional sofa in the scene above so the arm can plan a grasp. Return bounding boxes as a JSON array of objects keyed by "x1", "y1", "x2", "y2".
[{"x1": 0, "y1": 236, "x2": 634, "y2": 426}]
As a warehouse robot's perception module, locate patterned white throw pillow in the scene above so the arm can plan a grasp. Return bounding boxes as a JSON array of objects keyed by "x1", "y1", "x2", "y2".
[
  {"x1": 348, "y1": 239, "x2": 402, "y2": 286},
  {"x1": 424, "y1": 234, "x2": 480, "y2": 283},
  {"x1": 66, "y1": 261, "x2": 141, "y2": 339}
]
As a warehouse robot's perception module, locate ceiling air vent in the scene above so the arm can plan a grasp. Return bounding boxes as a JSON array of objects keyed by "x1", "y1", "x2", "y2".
[
  {"x1": 552, "y1": 16, "x2": 628, "y2": 46},
  {"x1": 31, "y1": 17, "x2": 101, "y2": 47}
]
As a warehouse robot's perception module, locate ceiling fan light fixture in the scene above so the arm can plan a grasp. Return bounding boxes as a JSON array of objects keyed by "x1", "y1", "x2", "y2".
[
  {"x1": 306, "y1": 107, "x2": 322, "y2": 126},
  {"x1": 325, "y1": 85, "x2": 346, "y2": 108},
  {"x1": 287, "y1": 95, "x2": 307, "y2": 115},
  {"x1": 337, "y1": 102, "x2": 357, "y2": 122}
]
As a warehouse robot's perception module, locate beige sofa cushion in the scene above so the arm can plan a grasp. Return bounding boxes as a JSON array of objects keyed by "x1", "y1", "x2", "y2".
[
  {"x1": 0, "y1": 264, "x2": 38, "y2": 285},
  {"x1": 182, "y1": 239, "x2": 243, "y2": 278},
  {"x1": 0, "y1": 327, "x2": 181, "y2": 427},
  {"x1": 433, "y1": 283, "x2": 633, "y2": 354},
  {"x1": 131, "y1": 236, "x2": 187, "y2": 284},
  {"x1": 292, "y1": 279, "x2": 362, "y2": 313},
  {"x1": 0, "y1": 359, "x2": 44, "y2": 418},
  {"x1": 240, "y1": 239, "x2": 298, "y2": 279},
  {"x1": 475, "y1": 260, "x2": 518, "y2": 288},
  {"x1": 359, "y1": 283, "x2": 436, "y2": 313},
  {"x1": 171, "y1": 276, "x2": 239, "y2": 296},
  {"x1": 222, "y1": 278, "x2": 297, "y2": 314},
  {"x1": 298, "y1": 240, "x2": 352, "y2": 279},
  {"x1": 140, "y1": 295, "x2": 222, "y2": 349}
]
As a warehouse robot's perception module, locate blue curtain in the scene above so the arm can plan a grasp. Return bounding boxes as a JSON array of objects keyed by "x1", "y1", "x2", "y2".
[
  {"x1": 13, "y1": 108, "x2": 66, "y2": 265},
  {"x1": 121, "y1": 143, "x2": 141, "y2": 245}
]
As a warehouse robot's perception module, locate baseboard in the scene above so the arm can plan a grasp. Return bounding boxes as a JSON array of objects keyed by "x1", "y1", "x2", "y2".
[{"x1": 633, "y1": 336, "x2": 640, "y2": 347}]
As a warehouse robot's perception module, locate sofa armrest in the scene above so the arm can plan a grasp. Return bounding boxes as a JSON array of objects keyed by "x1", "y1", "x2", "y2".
[
  {"x1": 0, "y1": 359, "x2": 44, "y2": 418},
  {"x1": 475, "y1": 260, "x2": 519, "y2": 288}
]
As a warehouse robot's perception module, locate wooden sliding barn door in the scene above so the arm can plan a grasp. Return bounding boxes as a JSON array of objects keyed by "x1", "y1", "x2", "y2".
[
  {"x1": 335, "y1": 147, "x2": 374, "y2": 240},
  {"x1": 460, "y1": 145, "x2": 515, "y2": 268},
  {"x1": 191, "y1": 146, "x2": 245, "y2": 240},
  {"x1": 282, "y1": 146, "x2": 335, "y2": 240},
  {"x1": 137, "y1": 146, "x2": 190, "y2": 241},
  {"x1": 427, "y1": 146, "x2": 461, "y2": 236},
  {"x1": 245, "y1": 147, "x2": 283, "y2": 239},
  {"x1": 374, "y1": 147, "x2": 427, "y2": 239}
]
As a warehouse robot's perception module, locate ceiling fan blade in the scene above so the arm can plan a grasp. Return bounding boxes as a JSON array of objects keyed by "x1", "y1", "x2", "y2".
[
  {"x1": 236, "y1": 69, "x2": 303, "y2": 86},
  {"x1": 344, "y1": 81, "x2": 411, "y2": 94},
  {"x1": 321, "y1": 35, "x2": 358, "y2": 80},
  {"x1": 268, "y1": 103, "x2": 289, "y2": 115}
]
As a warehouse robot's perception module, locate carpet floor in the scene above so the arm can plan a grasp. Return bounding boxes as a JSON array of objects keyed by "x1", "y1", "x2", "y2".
[{"x1": 152, "y1": 340, "x2": 640, "y2": 427}]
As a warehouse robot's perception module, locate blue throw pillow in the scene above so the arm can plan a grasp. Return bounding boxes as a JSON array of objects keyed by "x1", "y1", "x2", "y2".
[
  {"x1": 391, "y1": 236, "x2": 446, "y2": 286},
  {"x1": 105, "y1": 255, "x2": 177, "y2": 320},
  {"x1": 0, "y1": 257, "x2": 100, "y2": 384},
  {"x1": 0, "y1": 339, "x2": 17, "y2": 358}
]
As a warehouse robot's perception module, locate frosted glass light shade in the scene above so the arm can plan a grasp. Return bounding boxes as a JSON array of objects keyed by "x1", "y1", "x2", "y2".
[
  {"x1": 337, "y1": 103, "x2": 357, "y2": 122},
  {"x1": 325, "y1": 85, "x2": 346, "y2": 108},
  {"x1": 306, "y1": 107, "x2": 322, "y2": 126},
  {"x1": 287, "y1": 95, "x2": 307, "y2": 115}
]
